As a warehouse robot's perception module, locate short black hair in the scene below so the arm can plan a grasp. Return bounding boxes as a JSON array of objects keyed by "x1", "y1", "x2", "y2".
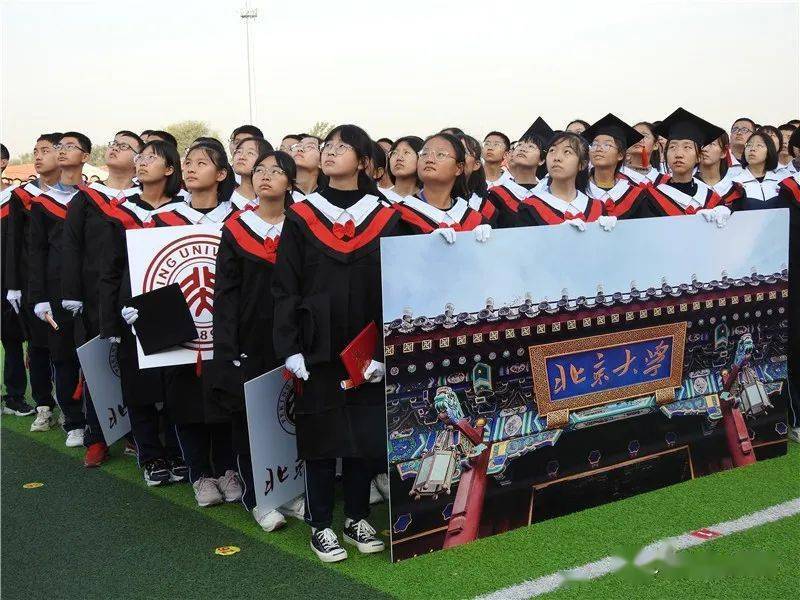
[
  {"x1": 567, "y1": 119, "x2": 590, "y2": 131},
  {"x1": 422, "y1": 132, "x2": 470, "y2": 199},
  {"x1": 139, "y1": 140, "x2": 183, "y2": 198},
  {"x1": 483, "y1": 131, "x2": 511, "y2": 150},
  {"x1": 788, "y1": 127, "x2": 800, "y2": 157},
  {"x1": 0, "y1": 144, "x2": 8, "y2": 161},
  {"x1": 140, "y1": 129, "x2": 154, "y2": 137},
  {"x1": 37, "y1": 132, "x2": 63, "y2": 146},
  {"x1": 232, "y1": 124, "x2": 263, "y2": 140},
  {"x1": 61, "y1": 131, "x2": 91, "y2": 153},
  {"x1": 732, "y1": 117, "x2": 756, "y2": 130},
  {"x1": 758, "y1": 125, "x2": 782, "y2": 150},
  {"x1": 376, "y1": 137, "x2": 393, "y2": 147},
  {"x1": 148, "y1": 130, "x2": 178, "y2": 147},
  {"x1": 742, "y1": 131, "x2": 779, "y2": 172},
  {"x1": 369, "y1": 140, "x2": 387, "y2": 182},
  {"x1": 440, "y1": 127, "x2": 465, "y2": 136},
  {"x1": 252, "y1": 150, "x2": 297, "y2": 207},
  {"x1": 281, "y1": 133, "x2": 301, "y2": 142},
  {"x1": 387, "y1": 135, "x2": 424, "y2": 185},
  {"x1": 115, "y1": 130, "x2": 144, "y2": 152}
]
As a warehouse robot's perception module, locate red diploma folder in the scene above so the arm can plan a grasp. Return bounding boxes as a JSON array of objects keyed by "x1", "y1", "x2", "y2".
[{"x1": 339, "y1": 321, "x2": 378, "y2": 390}]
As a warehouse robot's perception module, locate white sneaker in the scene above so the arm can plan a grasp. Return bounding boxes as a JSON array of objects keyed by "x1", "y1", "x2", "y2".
[
  {"x1": 278, "y1": 494, "x2": 306, "y2": 520},
  {"x1": 374, "y1": 473, "x2": 390, "y2": 499},
  {"x1": 65, "y1": 429, "x2": 84, "y2": 447},
  {"x1": 218, "y1": 470, "x2": 243, "y2": 503},
  {"x1": 369, "y1": 479, "x2": 383, "y2": 505},
  {"x1": 30, "y1": 406, "x2": 55, "y2": 432},
  {"x1": 253, "y1": 506, "x2": 286, "y2": 532},
  {"x1": 789, "y1": 427, "x2": 800, "y2": 443}
]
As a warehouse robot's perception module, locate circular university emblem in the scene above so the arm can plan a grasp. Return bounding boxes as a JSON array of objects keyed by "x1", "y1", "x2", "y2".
[
  {"x1": 108, "y1": 342, "x2": 120, "y2": 378},
  {"x1": 276, "y1": 379, "x2": 296, "y2": 435},
  {"x1": 141, "y1": 233, "x2": 220, "y2": 353}
]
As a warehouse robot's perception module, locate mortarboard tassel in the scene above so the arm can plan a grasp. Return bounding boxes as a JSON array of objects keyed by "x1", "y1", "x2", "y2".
[
  {"x1": 72, "y1": 371, "x2": 84, "y2": 400},
  {"x1": 725, "y1": 147, "x2": 733, "y2": 167},
  {"x1": 641, "y1": 147, "x2": 649, "y2": 168},
  {"x1": 195, "y1": 349, "x2": 202, "y2": 377}
]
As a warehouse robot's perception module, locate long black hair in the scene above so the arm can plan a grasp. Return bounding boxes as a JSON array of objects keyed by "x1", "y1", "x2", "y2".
[
  {"x1": 457, "y1": 133, "x2": 488, "y2": 197},
  {"x1": 547, "y1": 131, "x2": 590, "y2": 192},
  {"x1": 253, "y1": 150, "x2": 297, "y2": 207},
  {"x1": 323, "y1": 124, "x2": 378, "y2": 194},
  {"x1": 140, "y1": 140, "x2": 183, "y2": 198},
  {"x1": 742, "y1": 131, "x2": 779, "y2": 172},
  {"x1": 185, "y1": 141, "x2": 235, "y2": 202},
  {"x1": 388, "y1": 135, "x2": 424, "y2": 187},
  {"x1": 235, "y1": 137, "x2": 274, "y2": 180},
  {"x1": 421, "y1": 132, "x2": 470, "y2": 200}
]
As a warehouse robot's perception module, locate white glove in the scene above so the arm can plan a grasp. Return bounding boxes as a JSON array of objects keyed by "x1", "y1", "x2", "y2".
[
  {"x1": 6, "y1": 290, "x2": 21, "y2": 313},
  {"x1": 597, "y1": 215, "x2": 618, "y2": 232},
  {"x1": 698, "y1": 205, "x2": 731, "y2": 228},
  {"x1": 472, "y1": 224, "x2": 492, "y2": 243},
  {"x1": 108, "y1": 337, "x2": 121, "y2": 344},
  {"x1": 285, "y1": 353, "x2": 309, "y2": 380},
  {"x1": 62, "y1": 299, "x2": 83, "y2": 315},
  {"x1": 363, "y1": 360, "x2": 385, "y2": 383},
  {"x1": 34, "y1": 302, "x2": 52, "y2": 321},
  {"x1": 564, "y1": 218, "x2": 587, "y2": 232},
  {"x1": 121, "y1": 306, "x2": 139, "y2": 325},
  {"x1": 433, "y1": 227, "x2": 456, "y2": 244},
  {"x1": 232, "y1": 360, "x2": 241, "y2": 367}
]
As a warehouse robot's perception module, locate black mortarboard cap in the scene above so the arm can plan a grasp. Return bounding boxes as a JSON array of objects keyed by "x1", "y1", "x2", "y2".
[
  {"x1": 582, "y1": 113, "x2": 644, "y2": 148},
  {"x1": 655, "y1": 108, "x2": 725, "y2": 147},
  {"x1": 520, "y1": 117, "x2": 554, "y2": 144},
  {"x1": 127, "y1": 283, "x2": 198, "y2": 355}
]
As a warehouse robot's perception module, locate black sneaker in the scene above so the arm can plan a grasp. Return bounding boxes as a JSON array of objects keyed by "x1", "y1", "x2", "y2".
[
  {"x1": 143, "y1": 459, "x2": 171, "y2": 487},
  {"x1": 2, "y1": 396, "x2": 35, "y2": 416},
  {"x1": 343, "y1": 518, "x2": 385, "y2": 554},
  {"x1": 310, "y1": 528, "x2": 348, "y2": 563},
  {"x1": 168, "y1": 457, "x2": 189, "y2": 483}
]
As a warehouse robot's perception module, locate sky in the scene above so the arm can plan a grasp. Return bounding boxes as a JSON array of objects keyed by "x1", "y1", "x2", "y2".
[
  {"x1": 380, "y1": 210, "x2": 790, "y2": 319},
  {"x1": 1, "y1": 0, "x2": 798, "y2": 157}
]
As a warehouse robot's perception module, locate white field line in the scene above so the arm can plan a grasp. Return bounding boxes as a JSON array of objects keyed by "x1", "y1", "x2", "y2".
[{"x1": 474, "y1": 497, "x2": 800, "y2": 600}]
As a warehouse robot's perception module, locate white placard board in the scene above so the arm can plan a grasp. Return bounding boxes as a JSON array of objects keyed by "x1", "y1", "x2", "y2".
[{"x1": 76, "y1": 336, "x2": 130, "y2": 445}]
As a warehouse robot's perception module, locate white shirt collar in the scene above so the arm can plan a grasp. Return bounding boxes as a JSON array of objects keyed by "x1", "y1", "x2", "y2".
[
  {"x1": 537, "y1": 187, "x2": 590, "y2": 216},
  {"x1": 239, "y1": 210, "x2": 283, "y2": 240},
  {"x1": 303, "y1": 192, "x2": 382, "y2": 226},
  {"x1": 655, "y1": 178, "x2": 710, "y2": 209},
  {"x1": 400, "y1": 195, "x2": 470, "y2": 225}
]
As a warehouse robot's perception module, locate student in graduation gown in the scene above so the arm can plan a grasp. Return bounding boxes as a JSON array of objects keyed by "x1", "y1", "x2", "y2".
[
  {"x1": 458, "y1": 133, "x2": 497, "y2": 223},
  {"x1": 272, "y1": 124, "x2": 400, "y2": 563},
  {"x1": 375, "y1": 137, "x2": 394, "y2": 190},
  {"x1": 482, "y1": 131, "x2": 514, "y2": 188},
  {"x1": 727, "y1": 117, "x2": 756, "y2": 176},
  {"x1": 4, "y1": 133, "x2": 60, "y2": 424},
  {"x1": 620, "y1": 121, "x2": 661, "y2": 184},
  {"x1": 644, "y1": 108, "x2": 731, "y2": 224},
  {"x1": 487, "y1": 117, "x2": 553, "y2": 228},
  {"x1": 228, "y1": 125, "x2": 265, "y2": 185},
  {"x1": 581, "y1": 114, "x2": 652, "y2": 219},
  {"x1": 62, "y1": 130, "x2": 143, "y2": 466},
  {"x1": 135, "y1": 141, "x2": 239, "y2": 508},
  {"x1": 383, "y1": 136, "x2": 423, "y2": 203},
  {"x1": 99, "y1": 140, "x2": 188, "y2": 486},
  {"x1": 28, "y1": 132, "x2": 92, "y2": 447},
  {"x1": 230, "y1": 137, "x2": 274, "y2": 210},
  {"x1": 212, "y1": 150, "x2": 302, "y2": 532},
  {"x1": 729, "y1": 131, "x2": 789, "y2": 203},
  {"x1": 394, "y1": 132, "x2": 492, "y2": 243},
  {"x1": 696, "y1": 133, "x2": 740, "y2": 203},
  {"x1": 776, "y1": 173, "x2": 800, "y2": 442},
  {"x1": 514, "y1": 131, "x2": 616, "y2": 232},
  {"x1": 289, "y1": 134, "x2": 325, "y2": 202}
]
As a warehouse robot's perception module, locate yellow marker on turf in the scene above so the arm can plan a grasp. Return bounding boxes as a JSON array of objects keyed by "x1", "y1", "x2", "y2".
[
  {"x1": 215, "y1": 546, "x2": 240, "y2": 556},
  {"x1": 22, "y1": 482, "x2": 44, "y2": 489}
]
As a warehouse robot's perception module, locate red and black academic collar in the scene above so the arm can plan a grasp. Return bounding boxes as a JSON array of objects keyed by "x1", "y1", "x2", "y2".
[
  {"x1": 395, "y1": 195, "x2": 484, "y2": 233},
  {"x1": 600, "y1": 184, "x2": 646, "y2": 218},
  {"x1": 466, "y1": 192, "x2": 498, "y2": 224},
  {"x1": 11, "y1": 183, "x2": 44, "y2": 211},
  {"x1": 779, "y1": 174, "x2": 800, "y2": 205},
  {"x1": 520, "y1": 191, "x2": 603, "y2": 224},
  {"x1": 34, "y1": 187, "x2": 78, "y2": 220},
  {"x1": 223, "y1": 210, "x2": 283, "y2": 264},
  {"x1": 288, "y1": 196, "x2": 399, "y2": 263},
  {"x1": 650, "y1": 174, "x2": 719, "y2": 215}
]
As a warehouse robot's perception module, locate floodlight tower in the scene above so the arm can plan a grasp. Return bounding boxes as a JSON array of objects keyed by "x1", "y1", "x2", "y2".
[{"x1": 241, "y1": 3, "x2": 258, "y2": 123}]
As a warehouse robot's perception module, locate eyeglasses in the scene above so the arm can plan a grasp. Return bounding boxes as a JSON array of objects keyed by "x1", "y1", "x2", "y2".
[
  {"x1": 388, "y1": 148, "x2": 417, "y2": 159},
  {"x1": 54, "y1": 143, "x2": 86, "y2": 153},
  {"x1": 510, "y1": 142, "x2": 540, "y2": 152},
  {"x1": 589, "y1": 141, "x2": 617, "y2": 151},
  {"x1": 233, "y1": 148, "x2": 259, "y2": 159},
  {"x1": 133, "y1": 154, "x2": 158, "y2": 165},
  {"x1": 107, "y1": 141, "x2": 137, "y2": 152},
  {"x1": 744, "y1": 142, "x2": 766, "y2": 150},
  {"x1": 731, "y1": 126, "x2": 753, "y2": 135},
  {"x1": 289, "y1": 142, "x2": 319, "y2": 153},
  {"x1": 320, "y1": 141, "x2": 354, "y2": 156},
  {"x1": 418, "y1": 149, "x2": 455, "y2": 162},
  {"x1": 253, "y1": 166, "x2": 286, "y2": 177},
  {"x1": 482, "y1": 141, "x2": 505, "y2": 149}
]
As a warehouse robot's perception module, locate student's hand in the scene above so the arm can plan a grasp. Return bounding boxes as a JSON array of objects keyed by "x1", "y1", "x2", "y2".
[
  {"x1": 121, "y1": 306, "x2": 139, "y2": 325},
  {"x1": 472, "y1": 224, "x2": 492, "y2": 243},
  {"x1": 34, "y1": 302, "x2": 52, "y2": 321},
  {"x1": 698, "y1": 206, "x2": 731, "y2": 228},
  {"x1": 363, "y1": 360, "x2": 385, "y2": 383},
  {"x1": 108, "y1": 337, "x2": 121, "y2": 344},
  {"x1": 597, "y1": 216, "x2": 618, "y2": 232},
  {"x1": 6, "y1": 290, "x2": 21, "y2": 313},
  {"x1": 433, "y1": 227, "x2": 456, "y2": 244},
  {"x1": 285, "y1": 353, "x2": 309, "y2": 380},
  {"x1": 564, "y1": 218, "x2": 587, "y2": 232},
  {"x1": 62, "y1": 299, "x2": 83, "y2": 315}
]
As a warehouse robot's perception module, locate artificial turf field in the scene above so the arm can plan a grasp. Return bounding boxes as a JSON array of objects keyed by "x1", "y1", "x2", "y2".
[{"x1": 2, "y1": 408, "x2": 798, "y2": 599}]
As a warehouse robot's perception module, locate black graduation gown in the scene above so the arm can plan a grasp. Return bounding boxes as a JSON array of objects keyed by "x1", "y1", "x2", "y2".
[
  {"x1": 0, "y1": 186, "x2": 24, "y2": 343},
  {"x1": 27, "y1": 186, "x2": 80, "y2": 360},
  {"x1": 272, "y1": 189, "x2": 400, "y2": 460},
  {"x1": 62, "y1": 183, "x2": 139, "y2": 342},
  {"x1": 393, "y1": 195, "x2": 487, "y2": 235},
  {"x1": 774, "y1": 178, "x2": 800, "y2": 388},
  {"x1": 210, "y1": 209, "x2": 283, "y2": 449},
  {"x1": 584, "y1": 173, "x2": 653, "y2": 220},
  {"x1": 640, "y1": 174, "x2": 724, "y2": 217},
  {"x1": 5, "y1": 183, "x2": 53, "y2": 346},
  {"x1": 516, "y1": 188, "x2": 606, "y2": 226},
  {"x1": 98, "y1": 194, "x2": 186, "y2": 410}
]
